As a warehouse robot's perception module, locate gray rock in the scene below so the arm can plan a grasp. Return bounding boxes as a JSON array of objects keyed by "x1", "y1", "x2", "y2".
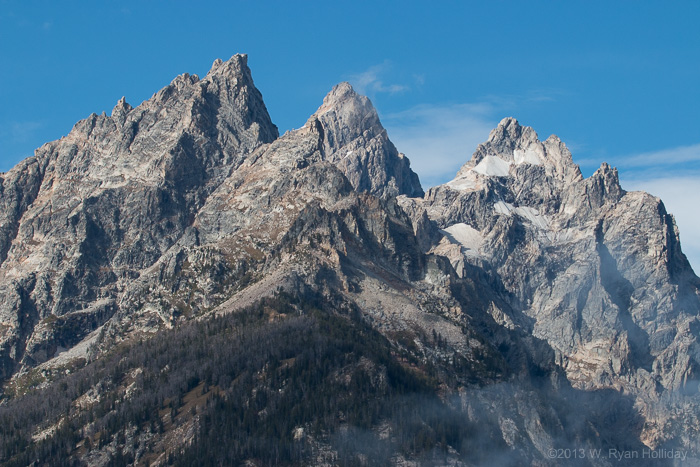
[
  {"x1": 401, "y1": 117, "x2": 700, "y2": 449},
  {"x1": 310, "y1": 82, "x2": 424, "y2": 198},
  {"x1": 0, "y1": 54, "x2": 278, "y2": 378}
]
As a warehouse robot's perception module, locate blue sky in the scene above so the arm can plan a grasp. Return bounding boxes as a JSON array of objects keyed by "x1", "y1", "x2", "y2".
[{"x1": 1, "y1": 1, "x2": 699, "y2": 269}]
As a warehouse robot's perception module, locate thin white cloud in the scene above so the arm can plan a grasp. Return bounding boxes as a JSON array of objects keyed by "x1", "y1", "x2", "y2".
[
  {"x1": 626, "y1": 143, "x2": 700, "y2": 167},
  {"x1": 480, "y1": 88, "x2": 566, "y2": 109},
  {"x1": 413, "y1": 74, "x2": 426, "y2": 86},
  {"x1": 621, "y1": 175, "x2": 700, "y2": 274},
  {"x1": 382, "y1": 103, "x2": 497, "y2": 188},
  {"x1": 0, "y1": 121, "x2": 45, "y2": 171},
  {"x1": 10, "y1": 121, "x2": 43, "y2": 143},
  {"x1": 348, "y1": 62, "x2": 409, "y2": 96},
  {"x1": 579, "y1": 143, "x2": 700, "y2": 170}
]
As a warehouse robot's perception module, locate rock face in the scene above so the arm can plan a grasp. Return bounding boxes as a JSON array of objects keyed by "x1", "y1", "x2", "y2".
[
  {"x1": 307, "y1": 82, "x2": 423, "y2": 198},
  {"x1": 0, "y1": 56, "x2": 698, "y2": 465},
  {"x1": 400, "y1": 117, "x2": 700, "y2": 449},
  {"x1": 0, "y1": 54, "x2": 279, "y2": 377},
  {"x1": 406, "y1": 116, "x2": 699, "y2": 391}
]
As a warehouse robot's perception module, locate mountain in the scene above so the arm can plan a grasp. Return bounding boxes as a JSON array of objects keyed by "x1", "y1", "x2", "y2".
[{"x1": 0, "y1": 54, "x2": 698, "y2": 466}]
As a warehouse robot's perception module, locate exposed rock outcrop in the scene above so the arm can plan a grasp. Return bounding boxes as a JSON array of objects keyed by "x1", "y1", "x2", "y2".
[{"x1": 0, "y1": 54, "x2": 279, "y2": 378}]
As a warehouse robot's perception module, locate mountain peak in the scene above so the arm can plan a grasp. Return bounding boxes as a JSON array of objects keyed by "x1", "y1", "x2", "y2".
[
  {"x1": 496, "y1": 116, "x2": 520, "y2": 130},
  {"x1": 450, "y1": 117, "x2": 543, "y2": 180},
  {"x1": 487, "y1": 116, "x2": 539, "y2": 149},
  {"x1": 43, "y1": 52, "x2": 278, "y2": 195},
  {"x1": 318, "y1": 82, "x2": 358, "y2": 107},
  {"x1": 311, "y1": 82, "x2": 380, "y2": 137},
  {"x1": 207, "y1": 53, "x2": 249, "y2": 78},
  {"x1": 448, "y1": 117, "x2": 582, "y2": 190},
  {"x1": 303, "y1": 83, "x2": 422, "y2": 198},
  {"x1": 307, "y1": 81, "x2": 379, "y2": 155},
  {"x1": 327, "y1": 81, "x2": 355, "y2": 97}
]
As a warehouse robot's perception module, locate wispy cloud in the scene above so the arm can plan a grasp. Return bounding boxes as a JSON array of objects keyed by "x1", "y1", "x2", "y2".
[
  {"x1": 579, "y1": 143, "x2": 700, "y2": 173},
  {"x1": 480, "y1": 88, "x2": 566, "y2": 109},
  {"x1": 382, "y1": 103, "x2": 497, "y2": 188},
  {"x1": 625, "y1": 143, "x2": 700, "y2": 168},
  {"x1": 0, "y1": 121, "x2": 44, "y2": 151},
  {"x1": 348, "y1": 62, "x2": 409, "y2": 96},
  {"x1": 621, "y1": 175, "x2": 700, "y2": 273},
  {"x1": 9, "y1": 121, "x2": 43, "y2": 143},
  {"x1": 0, "y1": 121, "x2": 45, "y2": 171}
]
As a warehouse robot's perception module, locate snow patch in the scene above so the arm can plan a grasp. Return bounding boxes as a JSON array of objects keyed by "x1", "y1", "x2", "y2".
[
  {"x1": 513, "y1": 148, "x2": 542, "y2": 165},
  {"x1": 494, "y1": 201, "x2": 514, "y2": 216},
  {"x1": 513, "y1": 206, "x2": 550, "y2": 230},
  {"x1": 441, "y1": 223, "x2": 483, "y2": 255},
  {"x1": 493, "y1": 201, "x2": 551, "y2": 230},
  {"x1": 473, "y1": 156, "x2": 512, "y2": 177},
  {"x1": 446, "y1": 176, "x2": 476, "y2": 191}
]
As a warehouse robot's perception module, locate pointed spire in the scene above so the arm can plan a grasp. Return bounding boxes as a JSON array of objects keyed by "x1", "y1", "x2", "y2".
[
  {"x1": 111, "y1": 96, "x2": 132, "y2": 126},
  {"x1": 206, "y1": 54, "x2": 249, "y2": 79},
  {"x1": 305, "y1": 83, "x2": 423, "y2": 198},
  {"x1": 309, "y1": 82, "x2": 382, "y2": 151}
]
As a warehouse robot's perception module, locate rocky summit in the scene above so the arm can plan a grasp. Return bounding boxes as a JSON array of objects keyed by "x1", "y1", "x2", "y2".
[{"x1": 0, "y1": 54, "x2": 698, "y2": 466}]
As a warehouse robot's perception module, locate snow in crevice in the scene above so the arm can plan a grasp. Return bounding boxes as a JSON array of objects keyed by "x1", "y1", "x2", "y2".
[
  {"x1": 473, "y1": 156, "x2": 512, "y2": 177},
  {"x1": 493, "y1": 201, "x2": 551, "y2": 231}
]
